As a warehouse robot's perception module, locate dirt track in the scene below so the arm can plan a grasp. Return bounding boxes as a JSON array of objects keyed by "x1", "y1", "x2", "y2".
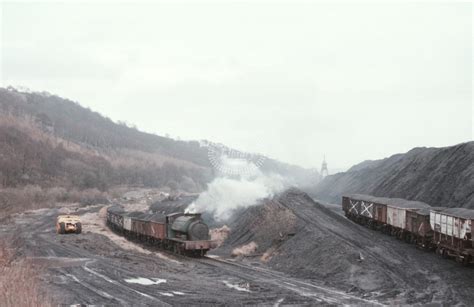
[{"x1": 0, "y1": 203, "x2": 380, "y2": 306}]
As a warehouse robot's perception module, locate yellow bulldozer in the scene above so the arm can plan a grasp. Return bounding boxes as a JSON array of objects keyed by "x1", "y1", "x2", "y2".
[{"x1": 56, "y1": 215, "x2": 82, "y2": 234}]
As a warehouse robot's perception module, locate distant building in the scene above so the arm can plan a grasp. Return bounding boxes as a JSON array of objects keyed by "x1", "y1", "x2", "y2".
[{"x1": 320, "y1": 156, "x2": 329, "y2": 178}]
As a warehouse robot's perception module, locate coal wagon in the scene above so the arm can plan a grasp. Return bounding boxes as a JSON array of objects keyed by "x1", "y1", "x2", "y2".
[
  {"x1": 404, "y1": 207, "x2": 450, "y2": 248},
  {"x1": 342, "y1": 195, "x2": 474, "y2": 266},
  {"x1": 384, "y1": 199, "x2": 430, "y2": 239},
  {"x1": 343, "y1": 195, "x2": 430, "y2": 239},
  {"x1": 430, "y1": 208, "x2": 474, "y2": 265},
  {"x1": 342, "y1": 194, "x2": 381, "y2": 228}
]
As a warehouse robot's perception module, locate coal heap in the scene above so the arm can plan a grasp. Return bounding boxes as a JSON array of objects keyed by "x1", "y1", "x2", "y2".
[
  {"x1": 214, "y1": 188, "x2": 474, "y2": 305},
  {"x1": 311, "y1": 141, "x2": 474, "y2": 209}
]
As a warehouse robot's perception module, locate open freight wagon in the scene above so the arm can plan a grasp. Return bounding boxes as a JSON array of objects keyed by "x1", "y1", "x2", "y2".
[
  {"x1": 342, "y1": 194, "x2": 431, "y2": 241},
  {"x1": 343, "y1": 195, "x2": 474, "y2": 265},
  {"x1": 430, "y1": 208, "x2": 474, "y2": 265}
]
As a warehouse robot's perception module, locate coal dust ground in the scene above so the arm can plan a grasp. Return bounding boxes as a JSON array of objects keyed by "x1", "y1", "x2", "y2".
[
  {"x1": 1, "y1": 188, "x2": 472, "y2": 305},
  {"x1": 215, "y1": 188, "x2": 474, "y2": 305},
  {"x1": 0, "y1": 192, "x2": 377, "y2": 306}
]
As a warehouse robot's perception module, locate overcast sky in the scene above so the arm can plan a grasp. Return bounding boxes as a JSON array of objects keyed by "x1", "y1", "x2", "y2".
[{"x1": 1, "y1": 1, "x2": 472, "y2": 170}]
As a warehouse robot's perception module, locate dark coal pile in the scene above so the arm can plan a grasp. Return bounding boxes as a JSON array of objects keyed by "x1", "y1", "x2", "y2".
[
  {"x1": 149, "y1": 194, "x2": 221, "y2": 227},
  {"x1": 216, "y1": 188, "x2": 474, "y2": 305},
  {"x1": 215, "y1": 198, "x2": 297, "y2": 257},
  {"x1": 310, "y1": 141, "x2": 474, "y2": 209},
  {"x1": 149, "y1": 194, "x2": 197, "y2": 215}
]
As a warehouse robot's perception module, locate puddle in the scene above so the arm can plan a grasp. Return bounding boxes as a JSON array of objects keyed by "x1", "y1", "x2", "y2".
[
  {"x1": 160, "y1": 292, "x2": 174, "y2": 297},
  {"x1": 222, "y1": 280, "x2": 250, "y2": 292},
  {"x1": 172, "y1": 291, "x2": 185, "y2": 295},
  {"x1": 124, "y1": 277, "x2": 167, "y2": 285}
]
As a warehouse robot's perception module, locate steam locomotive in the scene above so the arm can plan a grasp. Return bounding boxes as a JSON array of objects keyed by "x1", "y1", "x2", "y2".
[{"x1": 106, "y1": 205, "x2": 217, "y2": 256}]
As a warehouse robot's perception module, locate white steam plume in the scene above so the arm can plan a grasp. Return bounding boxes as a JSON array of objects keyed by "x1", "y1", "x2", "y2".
[{"x1": 186, "y1": 156, "x2": 288, "y2": 221}]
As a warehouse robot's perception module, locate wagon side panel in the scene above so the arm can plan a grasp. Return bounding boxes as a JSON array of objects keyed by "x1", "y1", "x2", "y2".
[
  {"x1": 124, "y1": 217, "x2": 132, "y2": 231},
  {"x1": 130, "y1": 218, "x2": 140, "y2": 234},
  {"x1": 430, "y1": 211, "x2": 436, "y2": 231},
  {"x1": 149, "y1": 222, "x2": 166, "y2": 240},
  {"x1": 441, "y1": 214, "x2": 447, "y2": 235},
  {"x1": 460, "y1": 219, "x2": 471, "y2": 240},
  {"x1": 345, "y1": 197, "x2": 361, "y2": 216},
  {"x1": 417, "y1": 214, "x2": 432, "y2": 237},
  {"x1": 342, "y1": 196, "x2": 351, "y2": 213},
  {"x1": 446, "y1": 216, "x2": 453, "y2": 237},
  {"x1": 380, "y1": 204, "x2": 387, "y2": 224},
  {"x1": 387, "y1": 207, "x2": 397, "y2": 227},
  {"x1": 472, "y1": 220, "x2": 474, "y2": 246},
  {"x1": 405, "y1": 211, "x2": 416, "y2": 233},
  {"x1": 360, "y1": 200, "x2": 374, "y2": 219},
  {"x1": 399, "y1": 208, "x2": 407, "y2": 230}
]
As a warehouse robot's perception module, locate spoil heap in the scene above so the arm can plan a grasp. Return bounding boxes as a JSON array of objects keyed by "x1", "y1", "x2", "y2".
[
  {"x1": 215, "y1": 188, "x2": 474, "y2": 305},
  {"x1": 311, "y1": 142, "x2": 474, "y2": 209}
]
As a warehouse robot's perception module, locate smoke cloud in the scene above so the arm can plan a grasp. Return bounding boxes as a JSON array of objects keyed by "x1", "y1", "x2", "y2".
[{"x1": 186, "y1": 157, "x2": 288, "y2": 221}]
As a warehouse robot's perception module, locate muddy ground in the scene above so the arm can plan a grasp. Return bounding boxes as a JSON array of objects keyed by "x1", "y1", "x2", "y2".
[{"x1": 0, "y1": 189, "x2": 379, "y2": 306}]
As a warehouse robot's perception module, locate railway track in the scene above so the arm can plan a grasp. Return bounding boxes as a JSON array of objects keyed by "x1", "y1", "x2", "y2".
[
  {"x1": 280, "y1": 194, "x2": 412, "y2": 283},
  {"x1": 277, "y1": 192, "x2": 466, "y2": 303},
  {"x1": 197, "y1": 255, "x2": 383, "y2": 305}
]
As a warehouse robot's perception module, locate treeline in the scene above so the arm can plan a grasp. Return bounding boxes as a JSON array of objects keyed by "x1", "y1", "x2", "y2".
[
  {"x1": 0, "y1": 87, "x2": 215, "y2": 195},
  {"x1": 0, "y1": 88, "x2": 210, "y2": 168},
  {"x1": 0, "y1": 123, "x2": 211, "y2": 191},
  {"x1": 0, "y1": 87, "x2": 318, "y2": 197}
]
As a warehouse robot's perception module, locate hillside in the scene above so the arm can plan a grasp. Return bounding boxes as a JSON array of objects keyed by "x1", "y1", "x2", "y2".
[
  {"x1": 0, "y1": 89, "x2": 213, "y2": 191},
  {"x1": 0, "y1": 87, "x2": 317, "y2": 216},
  {"x1": 310, "y1": 142, "x2": 474, "y2": 209}
]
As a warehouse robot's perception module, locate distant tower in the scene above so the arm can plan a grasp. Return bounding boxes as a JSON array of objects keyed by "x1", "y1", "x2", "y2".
[{"x1": 320, "y1": 155, "x2": 329, "y2": 178}]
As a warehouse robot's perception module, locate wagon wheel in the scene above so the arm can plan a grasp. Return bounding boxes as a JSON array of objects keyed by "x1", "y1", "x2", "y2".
[
  {"x1": 436, "y1": 247, "x2": 442, "y2": 256},
  {"x1": 441, "y1": 249, "x2": 449, "y2": 259},
  {"x1": 462, "y1": 255, "x2": 471, "y2": 266}
]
